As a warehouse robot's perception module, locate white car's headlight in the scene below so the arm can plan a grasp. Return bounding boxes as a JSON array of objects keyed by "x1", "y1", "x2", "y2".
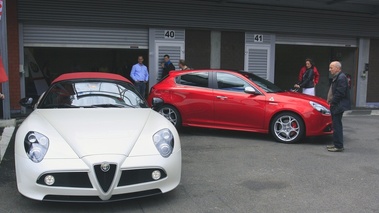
[
  {"x1": 153, "y1": 128, "x2": 174, "y2": 158},
  {"x1": 24, "y1": 131, "x2": 49, "y2": 163},
  {"x1": 310, "y1": 101, "x2": 330, "y2": 115}
]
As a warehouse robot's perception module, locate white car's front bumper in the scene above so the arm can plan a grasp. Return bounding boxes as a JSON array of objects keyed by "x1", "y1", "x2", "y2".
[{"x1": 15, "y1": 150, "x2": 181, "y2": 202}]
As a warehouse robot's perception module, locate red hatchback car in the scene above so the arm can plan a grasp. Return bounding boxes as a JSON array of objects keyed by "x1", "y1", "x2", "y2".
[{"x1": 148, "y1": 69, "x2": 332, "y2": 143}]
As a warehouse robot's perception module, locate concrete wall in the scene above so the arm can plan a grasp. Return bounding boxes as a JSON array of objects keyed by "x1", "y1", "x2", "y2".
[
  {"x1": 185, "y1": 30, "x2": 211, "y2": 69},
  {"x1": 367, "y1": 39, "x2": 379, "y2": 103},
  {"x1": 221, "y1": 31, "x2": 244, "y2": 70}
]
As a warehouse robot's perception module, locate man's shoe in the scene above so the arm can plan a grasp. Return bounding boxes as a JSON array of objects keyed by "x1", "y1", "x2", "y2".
[
  {"x1": 326, "y1": 145, "x2": 335, "y2": 149},
  {"x1": 327, "y1": 147, "x2": 344, "y2": 152}
]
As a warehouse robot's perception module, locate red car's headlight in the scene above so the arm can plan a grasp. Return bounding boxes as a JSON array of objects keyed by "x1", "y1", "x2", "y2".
[{"x1": 310, "y1": 101, "x2": 330, "y2": 115}]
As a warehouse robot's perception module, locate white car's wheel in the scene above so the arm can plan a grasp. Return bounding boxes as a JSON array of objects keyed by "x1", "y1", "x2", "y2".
[
  {"x1": 270, "y1": 112, "x2": 305, "y2": 143},
  {"x1": 158, "y1": 105, "x2": 182, "y2": 128}
]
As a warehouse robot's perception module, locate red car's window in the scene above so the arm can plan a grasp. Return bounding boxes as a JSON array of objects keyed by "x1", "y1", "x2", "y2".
[
  {"x1": 175, "y1": 72, "x2": 209, "y2": 88},
  {"x1": 216, "y1": 72, "x2": 251, "y2": 92}
]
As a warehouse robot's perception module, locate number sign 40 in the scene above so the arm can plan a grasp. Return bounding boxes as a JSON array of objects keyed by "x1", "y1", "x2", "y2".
[{"x1": 164, "y1": 30, "x2": 176, "y2": 39}]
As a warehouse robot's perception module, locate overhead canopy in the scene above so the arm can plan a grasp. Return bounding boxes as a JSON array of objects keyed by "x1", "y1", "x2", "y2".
[{"x1": 18, "y1": 0, "x2": 379, "y2": 38}]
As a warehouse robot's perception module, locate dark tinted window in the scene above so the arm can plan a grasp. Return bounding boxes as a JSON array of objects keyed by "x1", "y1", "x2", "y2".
[{"x1": 176, "y1": 72, "x2": 209, "y2": 88}]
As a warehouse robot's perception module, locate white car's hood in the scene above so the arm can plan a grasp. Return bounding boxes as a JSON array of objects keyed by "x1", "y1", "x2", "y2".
[{"x1": 36, "y1": 108, "x2": 152, "y2": 158}]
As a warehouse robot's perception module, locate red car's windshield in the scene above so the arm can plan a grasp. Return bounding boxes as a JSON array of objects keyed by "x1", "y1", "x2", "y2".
[{"x1": 238, "y1": 71, "x2": 283, "y2": 93}]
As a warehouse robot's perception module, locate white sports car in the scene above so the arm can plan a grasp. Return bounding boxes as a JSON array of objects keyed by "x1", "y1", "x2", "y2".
[{"x1": 15, "y1": 72, "x2": 181, "y2": 202}]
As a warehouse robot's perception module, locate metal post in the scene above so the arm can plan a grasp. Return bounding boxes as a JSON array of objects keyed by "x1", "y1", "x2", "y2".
[{"x1": 0, "y1": 0, "x2": 10, "y2": 119}]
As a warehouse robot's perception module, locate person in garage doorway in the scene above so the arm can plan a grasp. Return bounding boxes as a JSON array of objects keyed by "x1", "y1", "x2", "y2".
[
  {"x1": 294, "y1": 58, "x2": 317, "y2": 96},
  {"x1": 130, "y1": 56, "x2": 149, "y2": 98},
  {"x1": 298, "y1": 58, "x2": 320, "y2": 88},
  {"x1": 161, "y1": 54, "x2": 176, "y2": 79}
]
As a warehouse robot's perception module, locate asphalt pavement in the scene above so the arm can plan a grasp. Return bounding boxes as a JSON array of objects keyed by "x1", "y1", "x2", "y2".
[
  {"x1": 0, "y1": 119, "x2": 16, "y2": 162},
  {"x1": 1, "y1": 109, "x2": 379, "y2": 212},
  {"x1": 0, "y1": 109, "x2": 378, "y2": 164},
  {"x1": 1, "y1": 108, "x2": 379, "y2": 212}
]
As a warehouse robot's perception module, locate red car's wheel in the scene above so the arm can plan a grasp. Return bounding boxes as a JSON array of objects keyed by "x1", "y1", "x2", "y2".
[
  {"x1": 270, "y1": 112, "x2": 305, "y2": 143},
  {"x1": 158, "y1": 105, "x2": 182, "y2": 128}
]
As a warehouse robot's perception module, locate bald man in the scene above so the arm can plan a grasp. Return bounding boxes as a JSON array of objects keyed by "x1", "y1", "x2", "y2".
[{"x1": 326, "y1": 61, "x2": 351, "y2": 152}]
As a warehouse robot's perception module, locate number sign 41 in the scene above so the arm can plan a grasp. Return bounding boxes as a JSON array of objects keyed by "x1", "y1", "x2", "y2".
[{"x1": 254, "y1": 34, "x2": 263, "y2": 42}]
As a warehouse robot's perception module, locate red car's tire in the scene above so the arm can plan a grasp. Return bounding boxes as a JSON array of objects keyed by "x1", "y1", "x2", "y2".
[
  {"x1": 157, "y1": 105, "x2": 182, "y2": 129},
  {"x1": 270, "y1": 112, "x2": 305, "y2": 144}
]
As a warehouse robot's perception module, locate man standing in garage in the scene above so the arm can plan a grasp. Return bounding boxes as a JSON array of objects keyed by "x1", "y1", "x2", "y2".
[
  {"x1": 130, "y1": 56, "x2": 149, "y2": 98},
  {"x1": 326, "y1": 61, "x2": 351, "y2": 152}
]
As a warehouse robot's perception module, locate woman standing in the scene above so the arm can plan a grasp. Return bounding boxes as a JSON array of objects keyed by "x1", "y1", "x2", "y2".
[{"x1": 294, "y1": 59, "x2": 315, "y2": 96}]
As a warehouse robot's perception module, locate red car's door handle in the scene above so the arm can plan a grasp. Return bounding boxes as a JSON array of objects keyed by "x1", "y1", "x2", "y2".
[{"x1": 216, "y1": 96, "x2": 228, "y2": 100}]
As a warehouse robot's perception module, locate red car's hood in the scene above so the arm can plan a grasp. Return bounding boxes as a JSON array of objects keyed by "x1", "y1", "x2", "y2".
[{"x1": 274, "y1": 91, "x2": 329, "y2": 105}]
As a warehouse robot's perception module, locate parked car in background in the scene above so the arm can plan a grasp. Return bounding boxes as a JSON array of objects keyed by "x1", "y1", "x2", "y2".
[
  {"x1": 15, "y1": 72, "x2": 181, "y2": 202},
  {"x1": 148, "y1": 69, "x2": 332, "y2": 144}
]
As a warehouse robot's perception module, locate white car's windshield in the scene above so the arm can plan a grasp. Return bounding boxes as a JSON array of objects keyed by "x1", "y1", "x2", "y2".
[{"x1": 38, "y1": 80, "x2": 148, "y2": 109}]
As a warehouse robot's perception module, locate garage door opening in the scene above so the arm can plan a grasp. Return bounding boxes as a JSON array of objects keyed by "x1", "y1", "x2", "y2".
[
  {"x1": 24, "y1": 47, "x2": 149, "y2": 97},
  {"x1": 275, "y1": 44, "x2": 357, "y2": 105}
]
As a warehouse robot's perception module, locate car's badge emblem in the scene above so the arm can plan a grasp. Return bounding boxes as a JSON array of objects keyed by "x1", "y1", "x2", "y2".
[
  {"x1": 100, "y1": 163, "x2": 110, "y2": 172},
  {"x1": 269, "y1": 97, "x2": 274, "y2": 101}
]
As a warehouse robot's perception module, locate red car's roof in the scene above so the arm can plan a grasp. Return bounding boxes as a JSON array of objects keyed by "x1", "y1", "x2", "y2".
[{"x1": 52, "y1": 72, "x2": 130, "y2": 84}]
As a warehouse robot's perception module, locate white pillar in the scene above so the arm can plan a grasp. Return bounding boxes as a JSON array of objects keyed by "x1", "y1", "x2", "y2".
[{"x1": 356, "y1": 38, "x2": 370, "y2": 107}]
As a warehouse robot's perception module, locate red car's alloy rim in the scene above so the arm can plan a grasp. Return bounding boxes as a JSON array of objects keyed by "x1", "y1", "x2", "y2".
[{"x1": 273, "y1": 115, "x2": 300, "y2": 142}]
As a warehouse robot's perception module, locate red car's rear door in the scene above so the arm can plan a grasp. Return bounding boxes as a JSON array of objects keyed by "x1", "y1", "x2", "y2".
[{"x1": 173, "y1": 71, "x2": 214, "y2": 126}]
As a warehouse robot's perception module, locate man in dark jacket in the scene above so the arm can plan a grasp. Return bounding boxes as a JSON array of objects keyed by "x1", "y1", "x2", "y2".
[
  {"x1": 161, "y1": 54, "x2": 175, "y2": 79},
  {"x1": 326, "y1": 61, "x2": 351, "y2": 152}
]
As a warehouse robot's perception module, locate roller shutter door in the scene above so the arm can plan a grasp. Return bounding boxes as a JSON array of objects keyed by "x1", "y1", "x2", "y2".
[
  {"x1": 23, "y1": 23, "x2": 148, "y2": 49},
  {"x1": 245, "y1": 45, "x2": 270, "y2": 80},
  {"x1": 276, "y1": 34, "x2": 357, "y2": 47}
]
